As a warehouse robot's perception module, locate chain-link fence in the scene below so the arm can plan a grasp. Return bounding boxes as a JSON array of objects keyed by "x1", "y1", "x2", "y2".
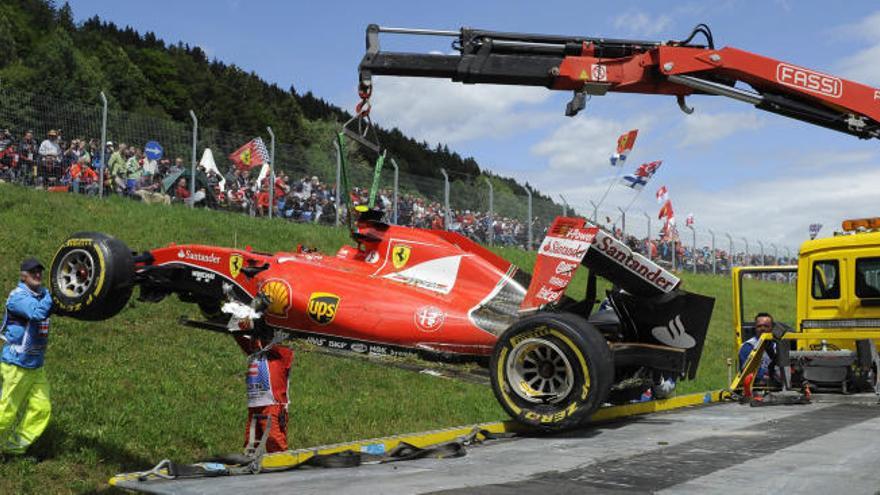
[{"x1": 0, "y1": 86, "x2": 797, "y2": 278}]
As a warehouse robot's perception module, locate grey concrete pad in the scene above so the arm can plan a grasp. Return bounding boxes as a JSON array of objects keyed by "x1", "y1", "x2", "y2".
[{"x1": 116, "y1": 396, "x2": 880, "y2": 495}]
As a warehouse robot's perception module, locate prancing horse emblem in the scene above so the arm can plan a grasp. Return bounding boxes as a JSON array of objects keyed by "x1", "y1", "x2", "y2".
[
  {"x1": 392, "y1": 245, "x2": 411, "y2": 270},
  {"x1": 229, "y1": 253, "x2": 244, "y2": 278}
]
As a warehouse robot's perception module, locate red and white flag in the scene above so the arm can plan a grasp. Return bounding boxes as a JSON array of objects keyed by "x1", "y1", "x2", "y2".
[
  {"x1": 686, "y1": 213, "x2": 694, "y2": 227},
  {"x1": 229, "y1": 137, "x2": 270, "y2": 171},
  {"x1": 656, "y1": 185, "x2": 668, "y2": 204},
  {"x1": 658, "y1": 199, "x2": 674, "y2": 221}
]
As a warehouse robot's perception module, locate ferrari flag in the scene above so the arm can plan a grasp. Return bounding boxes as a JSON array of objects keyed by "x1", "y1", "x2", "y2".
[
  {"x1": 658, "y1": 199, "x2": 674, "y2": 221},
  {"x1": 610, "y1": 129, "x2": 638, "y2": 166},
  {"x1": 229, "y1": 137, "x2": 270, "y2": 171},
  {"x1": 656, "y1": 185, "x2": 668, "y2": 204}
]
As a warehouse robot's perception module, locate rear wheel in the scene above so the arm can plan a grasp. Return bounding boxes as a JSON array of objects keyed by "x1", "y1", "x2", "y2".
[
  {"x1": 50, "y1": 232, "x2": 134, "y2": 320},
  {"x1": 490, "y1": 313, "x2": 613, "y2": 431}
]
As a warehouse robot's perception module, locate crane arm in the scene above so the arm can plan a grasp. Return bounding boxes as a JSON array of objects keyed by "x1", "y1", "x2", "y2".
[{"x1": 358, "y1": 24, "x2": 880, "y2": 139}]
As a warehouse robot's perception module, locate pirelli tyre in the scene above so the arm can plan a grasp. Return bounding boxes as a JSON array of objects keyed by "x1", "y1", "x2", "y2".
[
  {"x1": 490, "y1": 313, "x2": 613, "y2": 431},
  {"x1": 50, "y1": 232, "x2": 135, "y2": 321}
]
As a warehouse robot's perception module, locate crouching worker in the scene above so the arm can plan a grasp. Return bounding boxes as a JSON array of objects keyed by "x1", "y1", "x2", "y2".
[
  {"x1": 0, "y1": 258, "x2": 53, "y2": 456},
  {"x1": 225, "y1": 294, "x2": 293, "y2": 455}
]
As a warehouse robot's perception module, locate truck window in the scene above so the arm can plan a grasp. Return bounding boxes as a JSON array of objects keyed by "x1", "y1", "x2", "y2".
[
  {"x1": 855, "y1": 257, "x2": 880, "y2": 298},
  {"x1": 812, "y1": 260, "x2": 839, "y2": 299}
]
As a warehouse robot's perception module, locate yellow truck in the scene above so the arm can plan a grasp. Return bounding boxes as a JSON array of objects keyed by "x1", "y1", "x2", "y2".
[{"x1": 731, "y1": 217, "x2": 880, "y2": 394}]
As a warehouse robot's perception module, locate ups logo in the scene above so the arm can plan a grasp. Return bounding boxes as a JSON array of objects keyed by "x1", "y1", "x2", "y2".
[{"x1": 307, "y1": 292, "x2": 340, "y2": 325}]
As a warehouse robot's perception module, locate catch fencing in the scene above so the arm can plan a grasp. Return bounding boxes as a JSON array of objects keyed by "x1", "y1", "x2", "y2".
[{"x1": 0, "y1": 86, "x2": 797, "y2": 277}]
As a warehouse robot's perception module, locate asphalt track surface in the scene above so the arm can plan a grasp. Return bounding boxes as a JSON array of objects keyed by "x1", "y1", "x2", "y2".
[{"x1": 118, "y1": 395, "x2": 880, "y2": 494}]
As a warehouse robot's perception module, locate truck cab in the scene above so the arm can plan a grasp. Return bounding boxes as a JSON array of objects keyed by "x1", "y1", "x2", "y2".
[{"x1": 732, "y1": 217, "x2": 880, "y2": 393}]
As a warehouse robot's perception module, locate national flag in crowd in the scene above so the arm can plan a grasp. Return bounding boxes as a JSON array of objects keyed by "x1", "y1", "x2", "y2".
[
  {"x1": 686, "y1": 213, "x2": 694, "y2": 227},
  {"x1": 634, "y1": 160, "x2": 662, "y2": 178},
  {"x1": 656, "y1": 185, "x2": 668, "y2": 204},
  {"x1": 621, "y1": 160, "x2": 662, "y2": 189},
  {"x1": 609, "y1": 129, "x2": 638, "y2": 166},
  {"x1": 658, "y1": 199, "x2": 674, "y2": 221},
  {"x1": 621, "y1": 174, "x2": 648, "y2": 189},
  {"x1": 809, "y1": 223, "x2": 823, "y2": 240},
  {"x1": 229, "y1": 137, "x2": 270, "y2": 171}
]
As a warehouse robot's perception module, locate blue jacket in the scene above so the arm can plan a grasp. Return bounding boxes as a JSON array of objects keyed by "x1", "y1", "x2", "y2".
[
  {"x1": 738, "y1": 336, "x2": 775, "y2": 382},
  {"x1": 1, "y1": 282, "x2": 53, "y2": 369}
]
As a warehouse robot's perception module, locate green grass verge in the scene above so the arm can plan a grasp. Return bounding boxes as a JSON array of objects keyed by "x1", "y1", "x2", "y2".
[{"x1": 0, "y1": 184, "x2": 796, "y2": 493}]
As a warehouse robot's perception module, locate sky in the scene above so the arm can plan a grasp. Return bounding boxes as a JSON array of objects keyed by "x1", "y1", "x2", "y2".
[{"x1": 66, "y1": 0, "x2": 880, "y2": 252}]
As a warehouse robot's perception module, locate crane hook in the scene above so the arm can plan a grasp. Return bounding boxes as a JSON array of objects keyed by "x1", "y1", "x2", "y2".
[{"x1": 677, "y1": 95, "x2": 694, "y2": 115}]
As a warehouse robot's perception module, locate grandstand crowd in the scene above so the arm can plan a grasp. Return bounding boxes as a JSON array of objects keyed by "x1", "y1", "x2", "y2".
[{"x1": 0, "y1": 128, "x2": 792, "y2": 273}]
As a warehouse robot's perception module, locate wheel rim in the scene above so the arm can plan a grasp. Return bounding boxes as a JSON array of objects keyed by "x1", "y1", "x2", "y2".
[
  {"x1": 506, "y1": 337, "x2": 575, "y2": 404},
  {"x1": 57, "y1": 249, "x2": 97, "y2": 298}
]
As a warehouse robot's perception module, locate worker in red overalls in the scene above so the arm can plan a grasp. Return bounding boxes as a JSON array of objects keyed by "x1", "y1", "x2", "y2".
[{"x1": 230, "y1": 303, "x2": 293, "y2": 454}]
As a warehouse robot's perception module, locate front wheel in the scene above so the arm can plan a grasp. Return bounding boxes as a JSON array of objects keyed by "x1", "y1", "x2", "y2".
[
  {"x1": 50, "y1": 232, "x2": 134, "y2": 321},
  {"x1": 490, "y1": 313, "x2": 613, "y2": 431}
]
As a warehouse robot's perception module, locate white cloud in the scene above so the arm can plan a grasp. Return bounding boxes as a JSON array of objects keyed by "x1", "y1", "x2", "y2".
[
  {"x1": 678, "y1": 111, "x2": 764, "y2": 147},
  {"x1": 611, "y1": 11, "x2": 673, "y2": 38},
  {"x1": 835, "y1": 11, "x2": 880, "y2": 85},
  {"x1": 369, "y1": 77, "x2": 554, "y2": 145},
  {"x1": 530, "y1": 115, "x2": 656, "y2": 174}
]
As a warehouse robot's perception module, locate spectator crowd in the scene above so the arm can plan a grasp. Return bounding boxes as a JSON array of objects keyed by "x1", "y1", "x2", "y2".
[{"x1": 0, "y1": 127, "x2": 792, "y2": 274}]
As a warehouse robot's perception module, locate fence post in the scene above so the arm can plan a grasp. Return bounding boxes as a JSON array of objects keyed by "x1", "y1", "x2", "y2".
[
  {"x1": 440, "y1": 168, "x2": 449, "y2": 231},
  {"x1": 334, "y1": 139, "x2": 342, "y2": 227},
  {"x1": 560, "y1": 194, "x2": 568, "y2": 217},
  {"x1": 390, "y1": 158, "x2": 399, "y2": 224},
  {"x1": 617, "y1": 206, "x2": 626, "y2": 236},
  {"x1": 742, "y1": 237, "x2": 749, "y2": 266},
  {"x1": 266, "y1": 126, "x2": 275, "y2": 219},
  {"x1": 99, "y1": 91, "x2": 107, "y2": 198},
  {"x1": 525, "y1": 185, "x2": 533, "y2": 251},
  {"x1": 189, "y1": 110, "x2": 198, "y2": 207},
  {"x1": 589, "y1": 200, "x2": 598, "y2": 223},
  {"x1": 643, "y1": 211, "x2": 651, "y2": 258},
  {"x1": 484, "y1": 177, "x2": 494, "y2": 246},
  {"x1": 785, "y1": 246, "x2": 793, "y2": 284},
  {"x1": 726, "y1": 233, "x2": 734, "y2": 270},
  {"x1": 709, "y1": 229, "x2": 717, "y2": 275},
  {"x1": 687, "y1": 225, "x2": 696, "y2": 273}
]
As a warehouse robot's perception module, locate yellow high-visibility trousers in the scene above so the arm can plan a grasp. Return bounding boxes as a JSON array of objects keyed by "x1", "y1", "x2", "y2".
[{"x1": 0, "y1": 362, "x2": 51, "y2": 454}]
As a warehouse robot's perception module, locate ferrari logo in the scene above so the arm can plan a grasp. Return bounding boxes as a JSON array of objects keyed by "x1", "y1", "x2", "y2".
[
  {"x1": 240, "y1": 149, "x2": 252, "y2": 165},
  {"x1": 229, "y1": 254, "x2": 244, "y2": 278},
  {"x1": 392, "y1": 245, "x2": 411, "y2": 270}
]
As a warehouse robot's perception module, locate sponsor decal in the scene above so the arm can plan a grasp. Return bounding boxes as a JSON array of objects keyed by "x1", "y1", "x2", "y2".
[
  {"x1": 351, "y1": 343, "x2": 368, "y2": 353},
  {"x1": 548, "y1": 276, "x2": 568, "y2": 288},
  {"x1": 555, "y1": 261, "x2": 578, "y2": 275},
  {"x1": 365, "y1": 250, "x2": 380, "y2": 264},
  {"x1": 564, "y1": 228, "x2": 596, "y2": 243},
  {"x1": 536, "y1": 285, "x2": 562, "y2": 303},
  {"x1": 539, "y1": 236, "x2": 590, "y2": 263},
  {"x1": 875, "y1": 90, "x2": 880, "y2": 101},
  {"x1": 383, "y1": 255, "x2": 462, "y2": 295},
  {"x1": 63, "y1": 238, "x2": 94, "y2": 248},
  {"x1": 651, "y1": 315, "x2": 696, "y2": 349},
  {"x1": 594, "y1": 231, "x2": 679, "y2": 292},
  {"x1": 177, "y1": 249, "x2": 221, "y2": 265},
  {"x1": 229, "y1": 254, "x2": 244, "y2": 278},
  {"x1": 191, "y1": 270, "x2": 216, "y2": 283},
  {"x1": 414, "y1": 306, "x2": 446, "y2": 333},
  {"x1": 260, "y1": 279, "x2": 292, "y2": 317},
  {"x1": 307, "y1": 292, "x2": 340, "y2": 325},
  {"x1": 776, "y1": 63, "x2": 842, "y2": 99},
  {"x1": 392, "y1": 245, "x2": 412, "y2": 269},
  {"x1": 591, "y1": 64, "x2": 607, "y2": 82}
]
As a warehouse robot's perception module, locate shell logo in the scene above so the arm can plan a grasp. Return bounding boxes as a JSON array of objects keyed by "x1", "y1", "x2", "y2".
[{"x1": 260, "y1": 279, "x2": 292, "y2": 317}]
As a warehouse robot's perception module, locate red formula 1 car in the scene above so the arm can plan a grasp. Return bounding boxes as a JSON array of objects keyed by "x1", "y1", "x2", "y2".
[{"x1": 49, "y1": 214, "x2": 713, "y2": 430}]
